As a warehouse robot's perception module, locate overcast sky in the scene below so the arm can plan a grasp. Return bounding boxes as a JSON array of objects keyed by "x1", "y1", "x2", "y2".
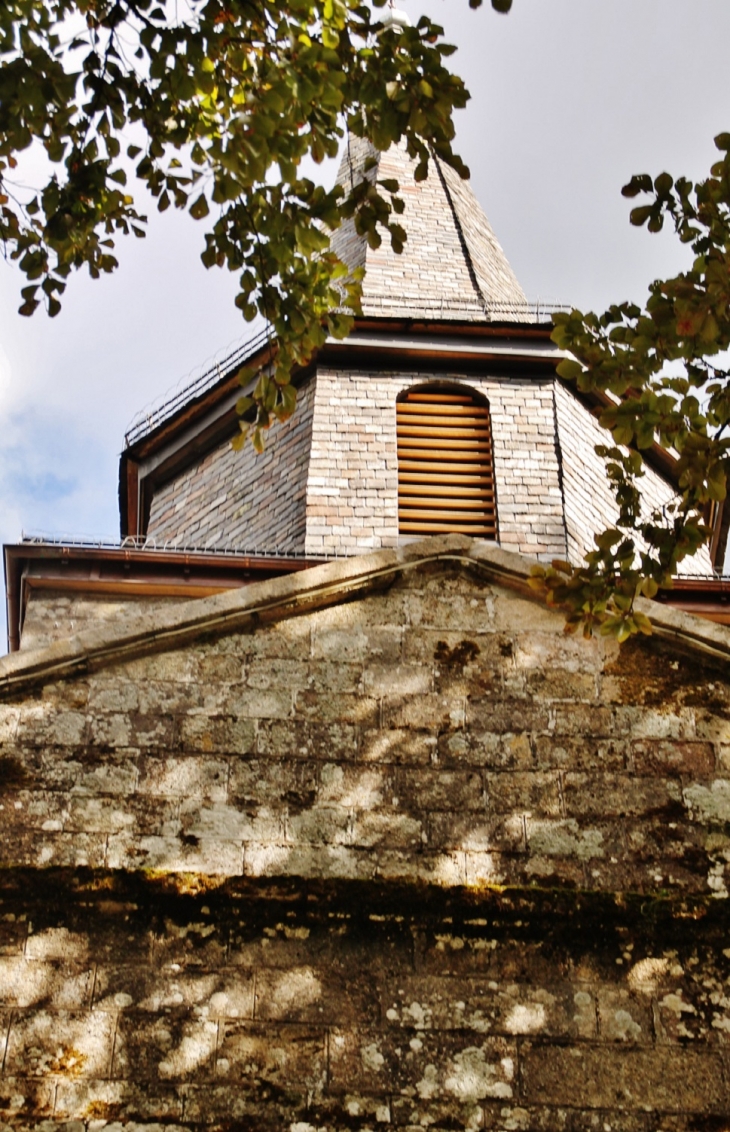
[{"x1": 2, "y1": 0, "x2": 730, "y2": 645}]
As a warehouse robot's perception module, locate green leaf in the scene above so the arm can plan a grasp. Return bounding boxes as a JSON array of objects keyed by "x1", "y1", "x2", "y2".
[
  {"x1": 629, "y1": 205, "x2": 653, "y2": 227},
  {"x1": 189, "y1": 194, "x2": 210, "y2": 220},
  {"x1": 556, "y1": 359, "x2": 583, "y2": 381}
]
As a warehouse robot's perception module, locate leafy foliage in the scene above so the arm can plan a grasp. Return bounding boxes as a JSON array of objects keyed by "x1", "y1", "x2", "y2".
[
  {"x1": 0, "y1": 0, "x2": 510, "y2": 449},
  {"x1": 533, "y1": 135, "x2": 730, "y2": 640}
]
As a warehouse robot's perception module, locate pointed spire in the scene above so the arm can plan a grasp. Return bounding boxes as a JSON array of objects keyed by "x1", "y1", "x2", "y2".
[{"x1": 331, "y1": 134, "x2": 527, "y2": 320}]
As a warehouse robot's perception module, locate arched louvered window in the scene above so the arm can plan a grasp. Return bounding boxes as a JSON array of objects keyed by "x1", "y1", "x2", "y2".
[{"x1": 396, "y1": 384, "x2": 498, "y2": 539}]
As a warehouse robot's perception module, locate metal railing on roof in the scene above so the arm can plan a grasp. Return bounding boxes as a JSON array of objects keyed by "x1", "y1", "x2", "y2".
[
  {"x1": 124, "y1": 323, "x2": 273, "y2": 449},
  {"x1": 359, "y1": 296, "x2": 571, "y2": 321},
  {"x1": 19, "y1": 532, "x2": 330, "y2": 560},
  {"x1": 18, "y1": 534, "x2": 728, "y2": 579}
]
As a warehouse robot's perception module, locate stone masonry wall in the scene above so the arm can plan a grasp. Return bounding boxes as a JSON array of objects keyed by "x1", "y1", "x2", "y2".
[
  {"x1": 0, "y1": 558, "x2": 730, "y2": 1128},
  {"x1": 146, "y1": 377, "x2": 315, "y2": 552},
  {"x1": 305, "y1": 370, "x2": 567, "y2": 560},
  {"x1": 554, "y1": 381, "x2": 714, "y2": 575}
]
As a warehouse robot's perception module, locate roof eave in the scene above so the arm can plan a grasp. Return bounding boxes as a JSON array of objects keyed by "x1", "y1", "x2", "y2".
[{"x1": 3, "y1": 542, "x2": 325, "y2": 653}]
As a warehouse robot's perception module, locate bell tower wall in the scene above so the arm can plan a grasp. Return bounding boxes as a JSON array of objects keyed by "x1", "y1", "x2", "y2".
[
  {"x1": 554, "y1": 382, "x2": 714, "y2": 574},
  {"x1": 145, "y1": 376, "x2": 316, "y2": 553},
  {"x1": 304, "y1": 368, "x2": 568, "y2": 561}
]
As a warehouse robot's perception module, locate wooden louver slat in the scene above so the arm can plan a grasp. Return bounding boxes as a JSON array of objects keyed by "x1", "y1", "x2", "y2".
[{"x1": 397, "y1": 386, "x2": 497, "y2": 540}]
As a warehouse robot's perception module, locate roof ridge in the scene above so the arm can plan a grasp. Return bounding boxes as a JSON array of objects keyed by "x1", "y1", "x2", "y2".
[{"x1": 433, "y1": 152, "x2": 487, "y2": 311}]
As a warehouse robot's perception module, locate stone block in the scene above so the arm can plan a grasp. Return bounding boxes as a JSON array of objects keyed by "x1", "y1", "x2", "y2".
[
  {"x1": 257, "y1": 719, "x2": 357, "y2": 760},
  {"x1": 304, "y1": 661, "x2": 363, "y2": 695},
  {"x1": 3, "y1": 830, "x2": 108, "y2": 869},
  {"x1": 0, "y1": 1077, "x2": 55, "y2": 1120},
  {"x1": 0, "y1": 958, "x2": 93, "y2": 1009},
  {"x1": 138, "y1": 680, "x2": 207, "y2": 715},
  {"x1": 180, "y1": 715, "x2": 256, "y2": 755},
  {"x1": 254, "y1": 964, "x2": 379, "y2": 1025},
  {"x1": 229, "y1": 758, "x2": 317, "y2": 808},
  {"x1": 384, "y1": 694, "x2": 466, "y2": 731},
  {"x1": 552, "y1": 705, "x2": 621, "y2": 738},
  {"x1": 286, "y1": 805, "x2": 351, "y2": 846},
  {"x1": 16, "y1": 708, "x2": 88, "y2": 748},
  {"x1": 239, "y1": 618, "x2": 312, "y2": 660},
  {"x1": 91, "y1": 711, "x2": 176, "y2": 750},
  {"x1": 64, "y1": 793, "x2": 179, "y2": 836},
  {"x1": 5, "y1": 1009, "x2": 115, "y2": 1077},
  {"x1": 244, "y1": 657, "x2": 311, "y2": 692},
  {"x1": 215, "y1": 1021, "x2": 326, "y2": 1093},
  {"x1": 521, "y1": 1043, "x2": 725, "y2": 1111},
  {"x1": 467, "y1": 698, "x2": 551, "y2": 734},
  {"x1": 487, "y1": 771, "x2": 561, "y2": 818},
  {"x1": 25, "y1": 748, "x2": 140, "y2": 795},
  {"x1": 225, "y1": 687, "x2": 293, "y2": 720},
  {"x1": 526, "y1": 669, "x2": 598, "y2": 702},
  {"x1": 0, "y1": 918, "x2": 28, "y2": 956},
  {"x1": 631, "y1": 740, "x2": 715, "y2": 777},
  {"x1": 382, "y1": 976, "x2": 594, "y2": 1041},
  {"x1": 136, "y1": 755, "x2": 229, "y2": 801},
  {"x1": 362, "y1": 664, "x2": 433, "y2": 697},
  {"x1": 359, "y1": 728, "x2": 436, "y2": 766},
  {"x1": 54, "y1": 1078, "x2": 184, "y2": 1121},
  {"x1": 404, "y1": 589, "x2": 495, "y2": 633},
  {"x1": 492, "y1": 593, "x2": 559, "y2": 632},
  {"x1": 531, "y1": 736, "x2": 627, "y2": 772},
  {"x1": 562, "y1": 773, "x2": 682, "y2": 821},
  {"x1": 438, "y1": 730, "x2": 533, "y2": 771},
  {"x1": 512, "y1": 631, "x2": 603, "y2": 675},
  {"x1": 180, "y1": 799, "x2": 283, "y2": 843},
  {"x1": 93, "y1": 965, "x2": 254, "y2": 1019},
  {"x1": 615, "y1": 706, "x2": 695, "y2": 741},
  {"x1": 596, "y1": 987, "x2": 653, "y2": 1043},
  {"x1": 106, "y1": 833, "x2": 243, "y2": 875},
  {"x1": 112, "y1": 1013, "x2": 218, "y2": 1081},
  {"x1": 525, "y1": 818, "x2": 620, "y2": 862},
  {"x1": 427, "y1": 812, "x2": 524, "y2": 853},
  {"x1": 329, "y1": 1028, "x2": 516, "y2": 1101},
  {"x1": 294, "y1": 691, "x2": 380, "y2": 727},
  {"x1": 396, "y1": 768, "x2": 485, "y2": 813},
  {"x1": 244, "y1": 841, "x2": 373, "y2": 881},
  {"x1": 181, "y1": 1082, "x2": 304, "y2": 1124},
  {"x1": 391, "y1": 1095, "x2": 483, "y2": 1129},
  {"x1": 350, "y1": 809, "x2": 424, "y2": 849}
]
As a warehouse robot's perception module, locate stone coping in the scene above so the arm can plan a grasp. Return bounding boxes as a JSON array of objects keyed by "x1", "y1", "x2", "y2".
[{"x1": 1, "y1": 534, "x2": 728, "y2": 697}]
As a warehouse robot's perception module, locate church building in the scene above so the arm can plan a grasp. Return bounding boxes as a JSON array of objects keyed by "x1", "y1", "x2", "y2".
[{"x1": 1, "y1": 132, "x2": 730, "y2": 1132}]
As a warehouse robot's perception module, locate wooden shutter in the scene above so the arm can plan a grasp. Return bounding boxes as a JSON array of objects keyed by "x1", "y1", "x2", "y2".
[{"x1": 397, "y1": 386, "x2": 498, "y2": 538}]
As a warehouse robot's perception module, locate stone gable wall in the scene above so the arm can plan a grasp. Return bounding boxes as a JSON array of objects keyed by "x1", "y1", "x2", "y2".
[
  {"x1": 19, "y1": 593, "x2": 186, "y2": 652},
  {"x1": 0, "y1": 563, "x2": 729, "y2": 1128},
  {"x1": 146, "y1": 377, "x2": 315, "y2": 552},
  {"x1": 306, "y1": 370, "x2": 568, "y2": 560}
]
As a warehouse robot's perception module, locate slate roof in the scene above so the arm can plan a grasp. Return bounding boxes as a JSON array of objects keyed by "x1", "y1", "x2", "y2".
[{"x1": 330, "y1": 134, "x2": 528, "y2": 320}]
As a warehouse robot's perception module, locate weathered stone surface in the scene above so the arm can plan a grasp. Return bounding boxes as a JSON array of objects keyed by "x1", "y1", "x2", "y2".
[
  {"x1": 1, "y1": 550, "x2": 729, "y2": 1128},
  {"x1": 0, "y1": 873, "x2": 727, "y2": 1126},
  {"x1": 521, "y1": 1043, "x2": 725, "y2": 1111}
]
